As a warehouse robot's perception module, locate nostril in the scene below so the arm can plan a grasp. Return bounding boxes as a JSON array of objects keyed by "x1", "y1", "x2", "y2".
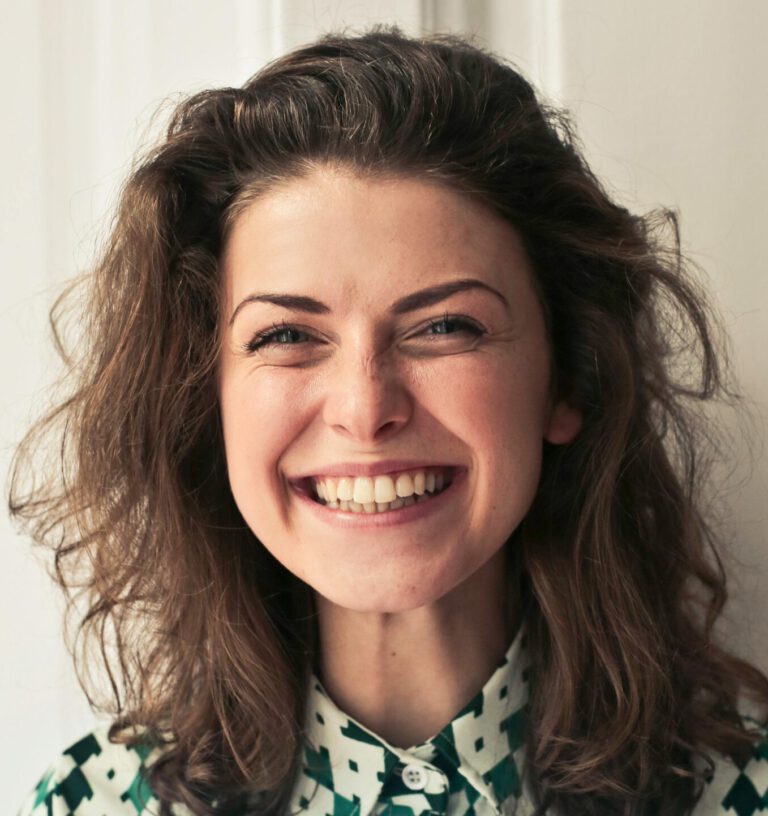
[{"x1": 373, "y1": 419, "x2": 403, "y2": 440}]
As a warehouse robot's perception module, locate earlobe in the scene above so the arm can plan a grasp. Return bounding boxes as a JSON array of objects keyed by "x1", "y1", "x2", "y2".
[{"x1": 544, "y1": 401, "x2": 582, "y2": 445}]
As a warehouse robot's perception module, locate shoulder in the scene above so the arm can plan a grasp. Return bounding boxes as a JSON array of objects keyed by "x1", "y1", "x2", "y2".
[
  {"x1": 16, "y1": 724, "x2": 163, "y2": 816},
  {"x1": 692, "y1": 716, "x2": 768, "y2": 814}
]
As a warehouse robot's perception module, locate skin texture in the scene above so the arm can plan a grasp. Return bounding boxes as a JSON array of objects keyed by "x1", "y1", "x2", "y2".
[{"x1": 217, "y1": 168, "x2": 581, "y2": 747}]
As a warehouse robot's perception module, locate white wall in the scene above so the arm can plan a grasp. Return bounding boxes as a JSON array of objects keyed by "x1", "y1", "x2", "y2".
[
  {"x1": 554, "y1": 2, "x2": 768, "y2": 668},
  {"x1": 2, "y1": 1, "x2": 766, "y2": 806}
]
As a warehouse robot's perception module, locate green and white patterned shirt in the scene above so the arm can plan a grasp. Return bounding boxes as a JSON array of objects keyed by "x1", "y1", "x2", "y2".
[{"x1": 16, "y1": 624, "x2": 768, "y2": 815}]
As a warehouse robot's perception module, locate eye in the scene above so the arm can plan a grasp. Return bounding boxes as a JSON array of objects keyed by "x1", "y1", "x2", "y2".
[
  {"x1": 423, "y1": 316, "x2": 484, "y2": 337},
  {"x1": 243, "y1": 322, "x2": 312, "y2": 354},
  {"x1": 401, "y1": 314, "x2": 486, "y2": 357},
  {"x1": 427, "y1": 315, "x2": 483, "y2": 336}
]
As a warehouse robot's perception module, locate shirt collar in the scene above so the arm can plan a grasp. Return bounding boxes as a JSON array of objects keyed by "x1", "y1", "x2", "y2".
[{"x1": 290, "y1": 621, "x2": 531, "y2": 816}]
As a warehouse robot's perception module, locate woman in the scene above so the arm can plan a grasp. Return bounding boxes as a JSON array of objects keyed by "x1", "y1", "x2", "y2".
[{"x1": 10, "y1": 24, "x2": 768, "y2": 816}]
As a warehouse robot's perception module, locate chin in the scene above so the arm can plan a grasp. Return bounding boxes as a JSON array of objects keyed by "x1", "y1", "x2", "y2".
[{"x1": 312, "y1": 569, "x2": 458, "y2": 614}]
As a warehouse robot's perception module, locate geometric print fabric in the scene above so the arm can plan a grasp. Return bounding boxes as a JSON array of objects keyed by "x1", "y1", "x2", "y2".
[
  {"x1": 690, "y1": 729, "x2": 768, "y2": 816},
  {"x1": 15, "y1": 620, "x2": 768, "y2": 815},
  {"x1": 289, "y1": 621, "x2": 532, "y2": 816},
  {"x1": 15, "y1": 731, "x2": 157, "y2": 816}
]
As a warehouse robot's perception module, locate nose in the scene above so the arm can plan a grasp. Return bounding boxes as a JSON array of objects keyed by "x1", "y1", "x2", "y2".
[{"x1": 322, "y1": 345, "x2": 413, "y2": 445}]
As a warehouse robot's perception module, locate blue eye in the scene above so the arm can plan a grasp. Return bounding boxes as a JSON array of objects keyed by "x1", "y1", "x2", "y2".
[
  {"x1": 243, "y1": 315, "x2": 485, "y2": 356},
  {"x1": 245, "y1": 324, "x2": 310, "y2": 353},
  {"x1": 424, "y1": 317, "x2": 484, "y2": 337}
]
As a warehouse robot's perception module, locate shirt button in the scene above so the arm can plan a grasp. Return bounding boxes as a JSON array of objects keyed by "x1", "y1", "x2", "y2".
[{"x1": 401, "y1": 763, "x2": 429, "y2": 791}]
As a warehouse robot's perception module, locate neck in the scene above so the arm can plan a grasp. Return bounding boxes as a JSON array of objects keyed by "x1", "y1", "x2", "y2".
[{"x1": 314, "y1": 544, "x2": 520, "y2": 748}]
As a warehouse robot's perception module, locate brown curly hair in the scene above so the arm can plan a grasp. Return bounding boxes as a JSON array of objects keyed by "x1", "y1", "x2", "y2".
[{"x1": 8, "y1": 23, "x2": 768, "y2": 816}]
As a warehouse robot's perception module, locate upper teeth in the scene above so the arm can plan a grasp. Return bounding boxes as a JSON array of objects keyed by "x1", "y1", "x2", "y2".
[{"x1": 314, "y1": 469, "x2": 448, "y2": 503}]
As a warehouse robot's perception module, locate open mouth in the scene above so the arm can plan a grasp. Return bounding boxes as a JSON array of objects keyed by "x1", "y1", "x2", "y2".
[{"x1": 298, "y1": 466, "x2": 456, "y2": 515}]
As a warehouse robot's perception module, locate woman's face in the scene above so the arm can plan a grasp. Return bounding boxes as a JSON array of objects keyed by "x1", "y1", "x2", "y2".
[{"x1": 218, "y1": 168, "x2": 580, "y2": 613}]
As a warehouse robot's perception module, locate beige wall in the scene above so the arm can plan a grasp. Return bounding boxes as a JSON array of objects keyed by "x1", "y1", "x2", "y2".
[
  {"x1": 557, "y1": 1, "x2": 768, "y2": 668},
  {"x1": 541, "y1": 1, "x2": 768, "y2": 668},
  {"x1": 2, "y1": 0, "x2": 766, "y2": 803}
]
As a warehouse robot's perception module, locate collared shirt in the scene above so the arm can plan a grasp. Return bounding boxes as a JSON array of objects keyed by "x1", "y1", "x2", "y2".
[
  {"x1": 15, "y1": 623, "x2": 768, "y2": 816},
  {"x1": 287, "y1": 622, "x2": 531, "y2": 816}
]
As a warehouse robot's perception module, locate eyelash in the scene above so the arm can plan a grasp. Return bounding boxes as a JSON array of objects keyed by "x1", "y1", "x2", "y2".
[
  {"x1": 244, "y1": 321, "x2": 307, "y2": 353},
  {"x1": 242, "y1": 315, "x2": 485, "y2": 354}
]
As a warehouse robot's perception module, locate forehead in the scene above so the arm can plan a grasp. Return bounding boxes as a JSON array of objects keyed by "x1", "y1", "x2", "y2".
[{"x1": 220, "y1": 168, "x2": 533, "y2": 308}]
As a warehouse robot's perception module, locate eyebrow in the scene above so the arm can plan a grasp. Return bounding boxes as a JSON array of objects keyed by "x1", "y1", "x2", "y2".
[{"x1": 228, "y1": 278, "x2": 508, "y2": 327}]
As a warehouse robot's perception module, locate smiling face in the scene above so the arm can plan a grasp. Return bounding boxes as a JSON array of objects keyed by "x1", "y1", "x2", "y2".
[{"x1": 217, "y1": 168, "x2": 580, "y2": 613}]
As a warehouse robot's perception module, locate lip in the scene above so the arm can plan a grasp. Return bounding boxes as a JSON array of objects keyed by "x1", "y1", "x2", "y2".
[
  {"x1": 290, "y1": 459, "x2": 463, "y2": 480},
  {"x1": 291, "y1": 467, "x2": 467, "y2": 528}
]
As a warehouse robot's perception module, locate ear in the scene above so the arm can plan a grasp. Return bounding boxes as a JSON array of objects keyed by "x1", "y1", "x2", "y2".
[{"x1": 544, "y1": 400, "x2": 582, "y2": 445}]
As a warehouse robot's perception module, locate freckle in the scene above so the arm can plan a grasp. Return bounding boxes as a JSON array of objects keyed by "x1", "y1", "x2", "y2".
[{"x1": 391, "y1": 652, "x2": 397, "y2": 657}]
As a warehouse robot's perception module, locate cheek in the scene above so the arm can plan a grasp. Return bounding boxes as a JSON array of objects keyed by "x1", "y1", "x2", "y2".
[
  {"x1": 424, "y1": 348, "x2": 551, "y2": 535},
  {"x1": 218, "y1": 370, "x2": 313, "y2": 505},
  {"x1": 421, "y1": 348, "x2": 551, "y2": 448}
]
